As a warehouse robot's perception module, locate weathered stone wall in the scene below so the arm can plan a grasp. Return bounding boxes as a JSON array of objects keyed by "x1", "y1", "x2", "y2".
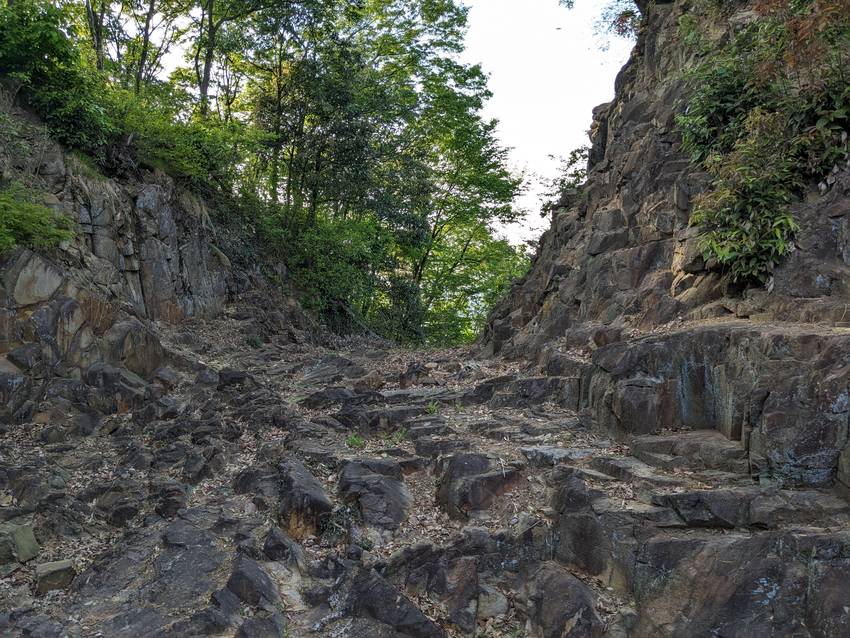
[
  {"x1": 0, "y1": 113, "x2": 284, "y2": 422},
  {"x1": 485, "y1": 0, "x2": 850, "y2": 487},
  {"x1": 540, "y1": 323, "x2": 850, "y2": 486}
]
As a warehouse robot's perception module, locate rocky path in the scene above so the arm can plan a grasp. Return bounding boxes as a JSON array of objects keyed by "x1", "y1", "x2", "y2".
[{"x1": 2, "y1": 297, "x2": 850, "y2": 637}]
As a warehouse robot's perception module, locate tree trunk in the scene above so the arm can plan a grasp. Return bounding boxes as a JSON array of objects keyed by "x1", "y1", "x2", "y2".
[
  {"x1": 269, "y1": 63, "x2": 284, "y2": 203},
  {"x1": 85, "y1": 0, "x2": 107, "y2": 70},
  {"x1": 308, "y1": 143, "x2": 325, "y2": 225},
  {"x1": 198, "y1": 0, "x2": 217, "y2": 116},
  {"x1": 135, "y1": 0, "x2": 157, "y2": 93}
]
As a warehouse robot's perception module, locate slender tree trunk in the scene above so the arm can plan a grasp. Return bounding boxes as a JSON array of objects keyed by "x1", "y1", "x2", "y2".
[
  {"x1": 135, "y1": 0, "x2": 157, "y2": 93},
  {"x1": 199, "y1": 0, "x2": 217, "y2": 116},
  {"x1": 308, "y1": 144, "x2": 325, "y2": 225},
  {"x1": 85, "y1": 0, "x2": 107, "y2": 70},
  {"x1": 284, "y1": 148, "x2": 295, "y2": 210},
  {"x1": 413, "y1": 217, "x2": 443, "y2": 286},
  {"x1": 269, "y1": 61, "x2": 284, "y2": 203},
  {"x1": 423, "y1": 230, "x2": 475, "y2": 312}
]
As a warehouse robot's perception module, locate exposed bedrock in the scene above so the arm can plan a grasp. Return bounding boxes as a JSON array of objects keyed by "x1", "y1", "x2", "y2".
[
  {"x1": 537, "y1": 323, "x2": 850, "y2": 487},
  {"x1": 0, "y1": 133, "x2": 312, "y2": 424},
  {"x1": 483, "y1": 0, "x2": 850, "y2": 490}
]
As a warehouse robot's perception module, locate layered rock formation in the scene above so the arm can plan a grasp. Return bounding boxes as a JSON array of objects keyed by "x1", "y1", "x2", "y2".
[
  {"x1": 2, "y1": 1, "x2": 850, "y2": 636},
  {"x1": 0, "y1": 110, "x2": 309, "y2": 424},
  {"x1": 485, "y1": 0, "x2": 850, "y2": 490}
]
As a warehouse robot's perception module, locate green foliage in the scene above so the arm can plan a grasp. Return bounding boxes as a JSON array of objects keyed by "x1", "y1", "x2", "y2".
[
  {"x1": 677, "y1": 3, "x2": 850, "y2": 282},
  {"x1": 245, "y1": 335, "x2": 263, "y2": 349},
  {"x1": 0, "y1": 0, "x2": 529, "y2": 346},
  {"x1": 261, "y1": 213, "x2": 396, "y2": 331},
  {"x1": 0, "y1": 183, "x2": 74, "y2": 253},
  {"x1": 691, "y1": 110, "x2": 800, "y2": 282},
  {"x1": 0, "y1": 1, "x2": 116, "y2": 155},
  {"x1": 345, "y1": 434, "x2": 366, "y2": 450},
  {"x1": 383, "y1": 427, "x2": 409, "y2": 445},
  {"x1": 421, "y1": 229, "x2": 530, "y2": 345},
  {"x1": 68, "y1": 151, "x2": 106, "y2": 181},
  {"x1": 117, "y1": 92, "x2": 247, "y2": 191},
  {"x1": 425, "y1": 400, "x2": 440, "y2": 415},
  {"x1": 560, "y1": 0, "x2": 640, "y2": 39}
]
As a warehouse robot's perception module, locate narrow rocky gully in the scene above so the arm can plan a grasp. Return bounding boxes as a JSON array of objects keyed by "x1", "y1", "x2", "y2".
[
  {"x1": 3, "y1": 289, "x2": 849, "y2": 637},
  {"x1": 4, "y1": 0, "x2": 850, "y2": 634}
]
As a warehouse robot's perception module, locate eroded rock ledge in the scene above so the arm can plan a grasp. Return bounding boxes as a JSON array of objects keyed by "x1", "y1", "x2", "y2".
[{"x1": 484, "y1": 0, "x2": 850, "y2": 492}]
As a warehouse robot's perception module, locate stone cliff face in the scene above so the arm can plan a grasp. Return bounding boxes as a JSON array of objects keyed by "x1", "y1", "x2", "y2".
[
  {"x1": 0, "y1": 111, "x2": 308, "y2": 423},
  {"x1": 486, "y1": 0, "x2": 850, "y2": 490}
]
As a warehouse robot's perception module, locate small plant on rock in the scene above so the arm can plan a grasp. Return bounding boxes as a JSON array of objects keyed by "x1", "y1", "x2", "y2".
[
  {"x1": 346, "y1": 433, "x2": 366, "y2": 450},
  {"x1": 0, "y1": 182, "x2": 73, "y2": 253},
  {"x1": 390, "y1": 427, "x2": 408, "y2": 445},
  {"x1": 425, "y1": 400, "x2": 440, "y2": 415}
]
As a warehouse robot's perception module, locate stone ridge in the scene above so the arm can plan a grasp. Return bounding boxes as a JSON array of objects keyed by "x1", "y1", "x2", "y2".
[
  {"x1": 483, "y1": 0, "x2": 850, "y2": 490},
  {"x1": 486, "y1": 1, "x2": 850, "y2": 353},
  {"x1": 0, "y1": 108, "x2": 313, "y2": 423}
]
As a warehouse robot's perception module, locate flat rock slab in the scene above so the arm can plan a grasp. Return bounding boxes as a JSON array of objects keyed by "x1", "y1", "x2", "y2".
[
  {"x1": 521, "y1": 446, "x2": 598, "y2": 467},
  {"x1": 652, "y1": 487, "x2": 850, "y2": 529},
  {"x1": 35, "y1": 560, "x2": 76, "y2": 594},
  {"x1": 631, "y1": 430, "x2": 748, "y2": 473}
]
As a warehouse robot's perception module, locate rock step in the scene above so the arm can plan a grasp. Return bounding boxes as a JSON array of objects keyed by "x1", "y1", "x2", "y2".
[
  {"x1": 550, "y1": 464, "x2": 850, "y2": 637},
  {"x1": 435, "y1": 453, "x2": 525, "y2": 520},
  {"x1": 589, "y1": 456, "x2": 686, "y2": 489},
  {"x1": 587, "y1": 454, "x2": 755, "y2": 496},
  {"x1": 630, "y1": 429, "x2": 749, "y2": 474},
  {"x1": 520, "y1": 445, "x2": 598, "y2": 467},
  {"x1": 651, "y1": 486, "x2": 850, "y2": 530}
]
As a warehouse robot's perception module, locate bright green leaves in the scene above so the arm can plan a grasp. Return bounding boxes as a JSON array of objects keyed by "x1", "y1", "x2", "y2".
[
  {"x1": 691, "y1": 110, "x2": 800, "y2": 283},
  {"x1": 677, "y1": 4, "x2": 850, "y2": 283},
  {"x1": 420, "y1": 225, "x2": 530, "y2": 346},
  {"x1": 0, "y1": 183, "x2": 74, "y2": 254},
  {"x1": 0, "y1": 1, "x2": 116, "y2": 156},
  {"x1": 246, "y1": 0, "x2": 525, "y2": 344},
  {"x1": 0, "y1": 0, "x2": 527, "y2": 346}
]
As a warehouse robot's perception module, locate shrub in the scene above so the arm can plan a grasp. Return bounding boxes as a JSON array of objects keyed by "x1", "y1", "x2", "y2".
[
  {"x1": 0, "y1": 1, "x2": 117, "y2": 157},
  {"x1": 677, "y1": 3, "x2": 850, "y2": 282},
  {"x1": 0, "y1": 183, "x2": 73, "y2": 253},
  {"x1": 116, "y1": 91, "x2": 247, "y2": 192},
  {"x1": 691, "y1": 110, "x2": 800, "y2": 282},
  {"x1": 260, "y1": 212, "x2": 396, "y2": 331}
]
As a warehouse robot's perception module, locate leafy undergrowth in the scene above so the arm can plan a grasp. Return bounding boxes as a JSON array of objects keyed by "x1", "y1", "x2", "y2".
[
  {"x1": 0, "y1": 182, "x2": 73, "y2": 254},
  {"x1": 677, "y1": 0, "x2": 850, "y2": 283}
]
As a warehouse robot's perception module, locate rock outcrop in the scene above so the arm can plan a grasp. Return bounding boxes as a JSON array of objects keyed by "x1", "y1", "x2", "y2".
[
  {"x1": 0, "y1": 110, "x2": 311, "y2": 424},
  {"x1": 0, "y1": 291, "x2": 847, "y2": 636},
  {"x1": 2, "y1": 1, "x2": 850, "y2": 636},
  {"x1": 484, "y1": 0, "x2": 850, "y2": 490}
]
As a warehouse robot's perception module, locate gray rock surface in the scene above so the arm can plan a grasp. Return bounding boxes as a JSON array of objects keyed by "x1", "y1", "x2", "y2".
[
  {"x1": 482, "y1": 0, "x2": 850, "y2": 491},
  {"x1": 2, "y1": 1, "x2": 850, "y2": 636}
]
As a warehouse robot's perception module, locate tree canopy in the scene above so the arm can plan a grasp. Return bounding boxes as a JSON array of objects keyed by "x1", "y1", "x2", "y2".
[{"x1": 0, "y1": 0, "x2": 531, "y2": 345}]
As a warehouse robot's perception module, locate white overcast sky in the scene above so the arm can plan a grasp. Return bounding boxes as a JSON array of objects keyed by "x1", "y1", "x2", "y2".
[{"x1": 459, "y1": 0, "x2": 633, "y2": 243}]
